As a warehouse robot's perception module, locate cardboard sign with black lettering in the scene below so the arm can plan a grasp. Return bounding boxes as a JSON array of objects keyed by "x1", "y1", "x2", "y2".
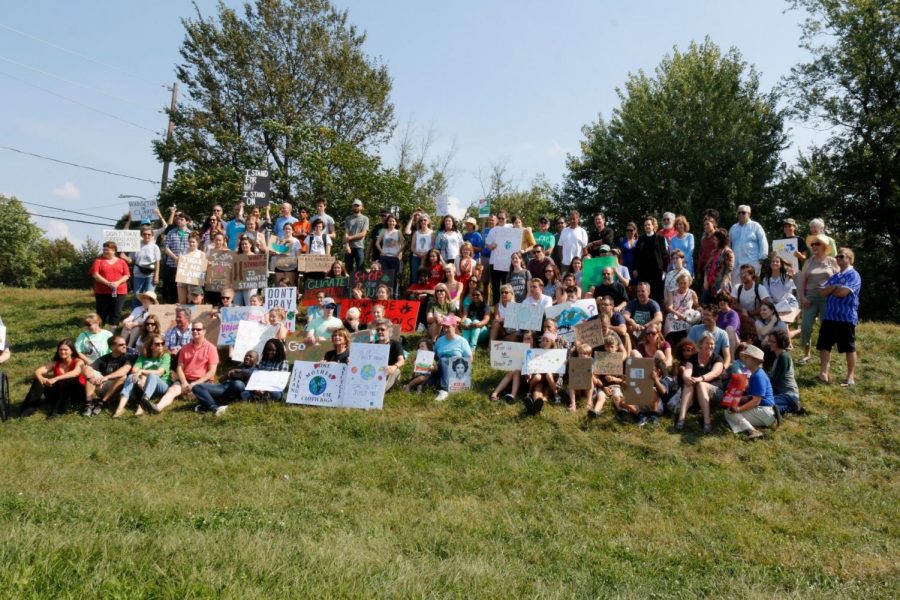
[
  {"x1": 205, "y1": 250, "x2": 234, "y2": 292},
  {"x1": 623, "y1": 357, "x2": 656, "y2": 408},
  {"x1": 103, "y1": 229, "x2": 141, "y2": 253},
  {"x1": 175, "y1": 253, "x2": 208, "y2": 286},
  {"x1": 297, "y1": 254, "x2": 335, "y2": 273},
  {"x1": 575, "y1": 319, "x2": 605, "y2": 349},
  {"x1": 301, "y1": 276, "x2": 348, "y2": 306},
  {"x1": 339, "y1": 298, "x2": 420, "y2": 332},
  {"x1": 232, "y1": 254, "x2": 268, "y2": 290},
  {"x1": 242, "y1": 168, "x2": 270, "y2": 208}
]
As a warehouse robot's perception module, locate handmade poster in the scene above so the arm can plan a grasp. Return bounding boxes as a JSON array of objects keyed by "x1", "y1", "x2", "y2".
[
  {"x1": 503, "y1": 301, "x2": 544, "y2": 332},
  {"x1": 521, "y1": 348, "x2": 567, "y2": 375},
  {"x1": 343, "y1": 342, "x2": 389, "y2": 409},
  {"x1": 592, "y1": 351, "x2": 624, "y2": 375},
  {"x1": 490, "y1": 227, "x2": 524, "y2": 271},
  {"x1": 574, "y1": 319, "x2": 605, "y2": 348},
  {"x1": 193, "y1": 309, "x2": 221, "y2": 346},
  {"x1": 270, "y1": 240, "x2": 289, "y2": 254},
  {"x1": 128, "y1": 199, "x2": 157, "y2": 222},
  {"x1": 347, "y1": 270, "x2": 397, "y2": 299},
  {"x1": 230, "y1": 320, "x2": 277, "y2": 360},
  {"x1": 283, "y1": 337, "x2": 334, "y2": 363},
  {"x1": 489, "y1": 341, "x2": 529, "y2": 372},
  {"x1": 582, "y1": 256, "x2": 619, "y2": 288},
  {"x1": 435, "y1": 194, "x2": 449, "y2": 217},
  {"x1": 272, "y1": 270, "x2": 298, "y2": 287},
  {"x1": 245, "y1": 370, "x2": 291, "y2": 393},
  {"x1": 413, "y1": 350, "x2": 435, "y2": 375},
  {"x1": 773, "y1": 238, "x2": 800, "y2": 272},
  {"x1": 242, "y1": 168, "x2": 270, "y2": 208},
  {"x1": 297, "y1": 254, "x2": 335, "y2": 273},
  {"x1": 0, "y1": 321, "x2": 6, "y2": 352},
  {"x1": 232, "y1": 254, "x2": 268, "y2": 290},
  {"x1": 568, "y1": 357, "x2": 594, "y2": 390},
  {"x1": 148, "y1": 304, "x2": 212, "y2": 332},
  {"x1": 175, "y1": 253, "x2": 208, "y2": 286},
  {"x1": 339, "y1": 298, "x2": 420, "y2": 332},
  {"x1": 205, "y1": 250, "x2": 234, "y2": 292},
  {"x1": 217, "y1": 306, "x2": 266, "y2": 346},
  {"x1": 720, "y1": 372, "x2": 748, "y2": 410},
  {"x1": 286, "y1": 361, "x2": 345, "y2": 407},
  {"x1": 443, "y1": 356, "x2": 472, "y2": 393},
  {"x1": 103, "y1": 229, "x2": 140, "y2": 253},
  {"x1": 623, "y1": 357, "x2": 656, "y2": 408},
  {"x1": 477, "y1": 197, "x2": 490, "y2": 218},
  {"x1": 300, "y1": 276, "x2": 348, "y2": 306},
  {"x1": 265, "y1": 286, "x2": 298, "y2": 332}
]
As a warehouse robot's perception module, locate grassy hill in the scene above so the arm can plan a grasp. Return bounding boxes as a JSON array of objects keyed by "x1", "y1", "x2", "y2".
[{"x1": 0, "y1": 288, "x2": 897, "y2": 597}]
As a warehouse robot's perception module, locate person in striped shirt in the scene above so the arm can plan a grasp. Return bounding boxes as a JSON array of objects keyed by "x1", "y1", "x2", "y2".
[{"x1": 816, "y1": 248, "x2": 861, "y2": 387}]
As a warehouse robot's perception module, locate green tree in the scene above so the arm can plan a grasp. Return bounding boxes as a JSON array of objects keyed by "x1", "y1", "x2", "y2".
[
  {"x1": 557, "y1": 37, "x2": 787, "y2": 232},
  {"x1": 38, "y1": 238, "x2": 100, "y2": 289},
  {"x1": 781, "y1": 0, "x2": 900, "y2": 318},
  {"x1": 0, "y1": 195, "x2": 45, "y2": 287}
]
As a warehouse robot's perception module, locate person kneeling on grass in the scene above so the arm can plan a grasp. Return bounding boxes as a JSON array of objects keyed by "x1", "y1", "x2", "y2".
[
  {"x1": 192, "y1": 350, "x2": 260, "y2": 414},
  {"x1": 724, "y1": 345, "x2": 777, "y2": 440},
  {"x1": 153, "y1": 321, "x2": 219, "y2": 415}
]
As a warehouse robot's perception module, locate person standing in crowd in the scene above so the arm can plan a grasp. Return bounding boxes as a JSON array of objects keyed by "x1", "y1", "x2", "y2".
[
  {"x1": 375, "y1": 214, "x2": 404, "y2": 294},
  {"x1": 729, "y1": 204, "x2": 768, "y2": 288},
  {"x1": 551, "y1": 215, "x2": 567, "y2": 266},
  {"x1": 156, "y1": 320, "x2": 219, "y2": 414},
  {"x1": 409, "y1": 212, "x2": 434, "y2": 284},
  {"x1": 796, "y1": 233, "x2": 839, "y2": 364},
  {"x1": 461, "y1": 217, "x2": 483, "y2": 261},
  {"x1": 372, "y1": 208, "x2": 393, "y2": 263},
  {"x1": 586, "y1": 212, "x2": 615, "y2": 258},
  {"x1": 162, "y1": 212, "x2": 191, "y2": 303},
  {"x1": 273, "y1": 202, "x2": 297, "y2": 236},
  {"x1": 697, "y1": 209, "x2": 720, "y2": 281},
  {"x1": 224, "y1": 202, "x2": 246, "y2": 251},
  {"x1": 668, "y1": 215, "x2": 695, "y2": 277},
  {"x1": 533, "y1": 216, "x2": 555, "y2": 255},
  {"x1": 309, "y1": 198, "x2": 336, "y2": 241},
  {"x1": 486, "y1": 211, "x2": 512, "y2": 302},
  {"x1": 480, "y1": 213, "x2": 496, "y2": 290},
  {"x1": 175, "y1": 233, "x2": 205, "y2": 305},
  {"x1": 89, "y1": 241, "x2": 130, "y2": 327},
  {"x1": 125, "y1": 226, "x2": 161, "y2": 304},
  {"x1": 781, "y1": 218, "x2": 808, "y2": 265},
  {"x1": 434, "y1": 215, "x2": 464, "y2": 264},
  {"x1": 702, "y1": 228, "x2": 734, "y2": 304},
  {"x1": 816, "y1": 248, "x2": 861, "y2": 387},
  {"x1": 617, "y1": 221, "x2": 639, "y2": 284},
  {"x1": 343, "y1": 199, "x2": 369, "y2": 273},
  {"x1": 557, "y1": 210, "x2": 589, "y2": 271},
  {"x1": 658, "y1": 212, "x2": 677, "y2": 241},
  {"x1": 526, "y1": 244, "x2": 555, "y2": 281},
  {"x1": 633, "y1": 216, "x2": 669, "y2": 303},
  {"x1": 291, "y1": 206, "x2": 312, "y2": 252}
]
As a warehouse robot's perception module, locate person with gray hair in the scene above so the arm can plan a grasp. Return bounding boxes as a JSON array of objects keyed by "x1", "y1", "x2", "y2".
[
  {"x1": 728, "y1": 205, "x2": 768, "y2": 288},
  {"x1": 809, "y1": 218, "x2": 837, "y2": 256},
  {"x1": 659, "y1": 212, "x2": 677, "y2": 241}
]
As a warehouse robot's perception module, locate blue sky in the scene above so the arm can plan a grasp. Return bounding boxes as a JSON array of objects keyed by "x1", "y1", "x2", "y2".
[{"x1": 0, "y1": 0, "x2": 821, "y2": 247}]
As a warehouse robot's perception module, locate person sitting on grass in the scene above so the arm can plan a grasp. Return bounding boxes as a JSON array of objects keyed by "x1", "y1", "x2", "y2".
[
  {"x1": 614, "y1": 356, "x2": 671, "y2": 426},
  {"x1": 74, "y1": 313, "x2": 113, "y2": 365},
  {"x1": 404, "y1": 338, "x2": 437, "y2": 393},
  {"x1": 592, "y1": 335, "x2": 627, "y2": 419},
  {"x1": 324, "y1": 329, "x2": 351, "y2": 364},
  {"x1": 21, "y1": 339, "x2": 85, "y2": 418},
  {"x1": 371, "y1": 319, "x2": 405, "y2": 393},
  {"x1": 193, "y1": 350, "x2": 260, "y2": 414},
  {"x1": 675, "y1": 331, "x2": 725, "y2": 434},
  {"x1": 459, "y1": 286, "x2": 490, "y2": 352},
  {"x1": 526, "y1": 331, "x2": 561, "y2": 413},
  {"x1": 491, "y1": 330, "x2": 535, "y2": 404},
  {"x1": 114, "y1": 333, "x2": 170, "y2": 418},
  {"x1": 562, "y1": 342, "x2": 603, "y2": 418},
  {"x1": 82, "y1": 336, "x2": 134, "y2": 417},
  {"x1": 768, "y1": 329, "x2": 803, "y2": 416},
  {"x1": 724, "y1": 345, "x2": 777, "y2": 440},
  {"x1": 154, "y1": 321, "x2": 219, "y2": 415},
  {"x1": 433, "y1": 315, "x2": 472, "y2": 402},
  {"x1": 244, "y1": 339, "x2": 290, "y2": 402}
]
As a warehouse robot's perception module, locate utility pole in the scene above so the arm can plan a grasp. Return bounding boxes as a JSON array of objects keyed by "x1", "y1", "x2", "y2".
[{"x1": 160, "y1": 82, "x2": 179, "y2": 191}]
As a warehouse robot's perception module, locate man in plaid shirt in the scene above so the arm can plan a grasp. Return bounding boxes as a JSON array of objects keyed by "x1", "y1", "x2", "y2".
[{"x1": 162, "y1": 212, "x2": 191, "y2": 302}]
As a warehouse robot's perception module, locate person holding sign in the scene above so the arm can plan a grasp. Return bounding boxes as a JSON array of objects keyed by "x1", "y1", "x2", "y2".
[
  {"x1": 403, "y1": 338, "x2": 436, "y2": 393},
  {"x1": 433, "y1": 315, "x2": 472, "y2": 402},
  {"x1": 89, "y1": 241, "x2": 130, "y2": 327},
  {"x1": 490, "y1": 330, "x2": 534, "y2": 403},
  {"x1": 174, "y1": 233, "x2": 205, "y2": 305},
  {"x1": 324, "y1": 329, "x2": 351, "y2": 364},
  {"x1": 162, "y1": 212, "x2": 192, "y2": 303}
]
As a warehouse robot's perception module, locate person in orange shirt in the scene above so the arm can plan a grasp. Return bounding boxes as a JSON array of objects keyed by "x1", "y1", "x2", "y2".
[{"x1": 292, "y1": 206, "x2": 312, "y2": 253}]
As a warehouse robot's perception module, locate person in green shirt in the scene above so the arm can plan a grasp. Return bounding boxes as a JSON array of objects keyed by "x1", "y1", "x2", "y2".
[
  {"x1": 533, "y1": 216, "x2": 556, "y2": 253},
  {"x1": 113, "y1": 333, "x2": 171, "y2": 417}
]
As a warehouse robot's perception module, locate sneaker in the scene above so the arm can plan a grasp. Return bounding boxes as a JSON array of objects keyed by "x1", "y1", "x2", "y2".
[
  {"x1": 435, "y1": 390, "x2": 449, "y2": 402},
  {"x1": 649, "y1": 415, "x2": 660, "y2": 426},
  {"x1": 675, "y1": 419, "x2": 685, "y2": 431},
  {"x1": 214, "y1": 405, "x2": 228, "y2": 417},
  {"x1": 703, "y1": 422, "x2": 713, "y2": 434},
  {"x1": 194, "y1": 404, "x2": 206, "y2": 414},
  {"x1": 91, "y1": 403, "x2": 103, "y2": 416},
  {"x1": 503, "y1": 393, "x2": 515, "y2": 404},
  {"x1": 636, "y1": 414, "x2": 649, "y2": 427},
  {"x1": 522, "y1": 394, "x2": 534, "y2": 413},
  {"x1": 82, "y1": 403, "x2": 94, "y2": 417},
  {"x1": 798, "y1": 356, "x2": 812, "y2": 365}
]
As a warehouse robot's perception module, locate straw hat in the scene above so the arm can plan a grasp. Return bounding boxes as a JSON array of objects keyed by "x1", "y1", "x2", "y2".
[
  {"x1": 138, "y1": 290, "x2": 159, "y2": 304},
  {"x1": 806, "y1": 233, "x2": 833, "y2": 255},
  {"x1": 740, "y1": 345, "x2": 765, "y2": 363}
]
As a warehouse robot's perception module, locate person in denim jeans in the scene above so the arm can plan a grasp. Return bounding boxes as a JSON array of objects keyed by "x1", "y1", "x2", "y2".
[
  {"x1": 193, "y1": 351, "x2": 259, "y2": 414},
  {"x1": 115, "y1": 333, "x2": 171, "y2": 417}
]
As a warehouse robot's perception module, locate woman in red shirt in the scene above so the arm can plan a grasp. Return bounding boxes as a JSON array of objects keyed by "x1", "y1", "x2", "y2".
[
  {"x1": 21, "y1": 339, "x2": 85, "y2": 417},
  {"x1": 89, "y1": 241, "x2": 130, "y2": 327}
]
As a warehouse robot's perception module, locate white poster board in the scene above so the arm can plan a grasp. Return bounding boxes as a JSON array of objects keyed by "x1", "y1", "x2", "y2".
[
  {"x1": 521, "y1": 348, "x2": 568, "y2": 375},
  {"x1": 503, "y1": 301, "x2": 544, "y2": 331},
  {"x1": 103, "y1": 229, "x2": 141, "y2": 252},
  {"x1": 773, "y1": 238, "x2": 800, "y2": 272},
  {"x1": 0, "y1": 322, "x2": 6, "y2": 352},
  {"x1": 413, "y1": 350, "x2": 435, "y2": 375},
  {"x1": 444, "y1": 357, "x2": 472, "y2": 393},
  {"x1": 128, "y1": 199, "x2": 158, "y2": 222},
  {"x1": 217, "y1": 306, "x2": 266, "y2": 346},
  {"x1": 490, "y1": 227, "x2": 524, "y2": 271},
  {"x1": 245, "y1": 370, "x2": 291, "y2": 392},
  {"x1": 343, "y1": 342, "x2": 389, "y2": 410},
  {"x1": 435, "y1": 194, "x2": 449, "y2": 217},
  {"x1": 286, "y1": 361, "x2": 345, "y2": 407},
  {"x1": 230, "y1": 320, "x2": 277, "y2": 360},
  {"x1": 490, "y1": 341, "x2": 529, "y2": 371},
  {"x1": 265, "y1": 286, "x2": 298, "y2": 332}
]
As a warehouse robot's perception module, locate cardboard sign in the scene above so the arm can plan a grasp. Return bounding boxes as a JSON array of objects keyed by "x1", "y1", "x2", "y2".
[
  {"x1": 490, "y1": 227, "x2": 524, "y2": 271},
  {"x1": 623, "y1": 357, "x2": 656, "y2": 408},
  {"x1": 413, "y1": 350, "x2": 435, "y2": 375},
  {"x1": 568, "y1": 357, "x2": 594, "y2": 390},
  {"x1": 175, "y1": 253, "x2": 208, "y2": 286},
  {"x1": 286, "y1": 361, "x2": 345, "y2": 407},
  {"x1": 103, "y1": 229, "x2": 141, "y2": 253},
  {"x1": 231, "y1": 320, "x2": 277, "y2": 360},
  {"x1": 343, "y1": 342, "x2": 390, "y2": 409},
  {"x1": 521, "y1": 348, "x2": 567, "y2": 375},
  {"x1": 773, "y1": 238, "x2": 800, "y2": 273},
  {"x1": 205, "y1": 250, "x2": 234, "y2": 292},
  {"x1": 148, "y1": 304, "x2": 212, "y2": 332},
  {"x1": 242, "y1": 168, "x2": 270, "y2": 208},
  {"x1": 435, "y1": 194, "x2": 449, "y2": 217},
  {"x1": 443, "y1": 357, "x2": 472, "y2": 393},
  {"x1": 582, "y1": 256, "x2": 619, "y2": 288},
  {"x1": 194, "y1": 309, "x2": 221, "y2": 346},
  {"x1": 592, "y1": 351, "x2": 623, "y2": 375},
  {"x1": 128, "y1": 199, "x2": 158, "y2": 222},
  {"x1": 217, "y1": 306, "x2": 266, "y2": 346},
  {"x1": 490, "y1": 341, "x2": 529, "y2": 371},
  {"x1": 339, "y1": 298, "x2": 420, "y2": 332},
  {"x1": 347, "y1": 270, "x2": 396, "y2": 299},
  {"x1": 503, "y1": 302, "x2": 544, "y2": 332},
  {"x1": 297, "y1": 254, "x2": 335, "y2": 273},
  {"x1": 233, "y1": 254, "x2": 268, "y2": 290},
  {"x1": 265, "y1": 286, "x2": 298, "y2": 332},
  {"x1": 283, "y1": 337, "x2": 334, "y2": 363},
  {"x1": 245, "y1": 370, "x2": 291, "y2": 393},
  {"x1": 477, "y1": 197, "x2": 490, "y2": 218},
  {"x1": 575, "y1": 319, "x2": 606, "y2": 349},
  {"x1": 300, "y1": 276, "x2": 348, "y2": 306}
]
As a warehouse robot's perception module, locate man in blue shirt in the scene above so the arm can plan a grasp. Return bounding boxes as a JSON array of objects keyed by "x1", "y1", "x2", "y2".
[
  {"x1": 816, "y1": 247, "x2": 861, "y2": 387},
  {"x1": 462, "y1": 217, "x2": 483, "y2": 260},
  {"x1": 728, "y1": 204, "x2": 769, "y2": 288},
  {"x1": 224, "y1": 202, "x2": 246, "y2": 251},
  {"x1": 273, "y1": 202, "x2": 297, "y2": 236},
  {"x1": 724, "y1": 345, "x2": 776, "y2": 439}
]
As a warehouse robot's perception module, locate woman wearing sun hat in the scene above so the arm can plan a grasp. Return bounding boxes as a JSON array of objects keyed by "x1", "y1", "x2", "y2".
[
  {"x1": 122, "y1": 290, "x2": 159, "y2": 348},
  {"x1": 724, "y1": 345, "x2": 776, "y2": 440},
  {"x1": 796, "y1": 233, "x2": 839, "y2": 364}
]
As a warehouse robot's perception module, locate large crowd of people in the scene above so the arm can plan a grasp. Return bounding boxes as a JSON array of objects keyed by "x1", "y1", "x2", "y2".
[{"x1": 5, "y1": 200, "x2": 862, "y2": 439}]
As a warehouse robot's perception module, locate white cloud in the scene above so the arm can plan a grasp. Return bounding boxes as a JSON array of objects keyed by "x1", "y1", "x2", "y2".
[
  {"x1": 44, "y1": 220, "x2": 83, "y2": 247},
  {"x1": 52, "y1": 181, "x2": 81, "y2": 199}
]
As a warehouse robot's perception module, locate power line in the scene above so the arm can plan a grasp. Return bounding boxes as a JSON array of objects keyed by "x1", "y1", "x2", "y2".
[
  {"x1": 27, "y1": 211, "x2": 116, "y2": 227},
  {"x1": 0, "y1": 70, "x2": 161, "y2": 134},
  {"x1": 20, "y1": 200, "x2": 117, "y2": 222},
  {"x1": 0, "y1": 22, "x2": 164, "y2": 89},
  {"x1": 0, "y1": 146, "x2": 161, "y2": 184}
]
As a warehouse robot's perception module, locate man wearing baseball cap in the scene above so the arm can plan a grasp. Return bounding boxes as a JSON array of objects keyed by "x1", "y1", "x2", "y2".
[
  {"x1": 729, "y1": 205, "x2": 769, "y2": 288},
  {"x1": 344, "y1": 199, "x2": 369, "y2": 273},
  {"x1": 724, "y1": 344, "x2": 776, "y2": 440}
]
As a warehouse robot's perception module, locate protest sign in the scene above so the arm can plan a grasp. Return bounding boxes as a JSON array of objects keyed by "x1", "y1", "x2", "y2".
[
  {"x1": 339, "y1": 298, "x2": 420, "y2": 332},
  {"x1": 231, "y1": 320, "x2": 276, "y2": 360},
  {"x1": 265, "y1": 286, "x2": 297, "y2": 332},
  {"x1": 204, "y1": 250, "x2": 234, "y2": 292},
  {"x1": 246, "y1": 370, "x2": 291, "y2": 393},
  {"x1": 297, "y1": 254, "x2": 335, "y2": 273},
  {"x1": 242, "y1": 168, "x2": 270, "y2": 208},
  {"x1": 283, "y1": 337, "x2": 334, "y2": 362},
  {"x1": 347, "y1": 270, "x2": 397, "y2": 299},
  {"x1": 623, "y1": 357, "x2": 656, "y2": 408},
  {"x1": 148, "y1": 304, "x2": 212, "y2": 332},
  {"x1": 521, "y1": 348, "x2": 568, "y2": 375},
  {"x1": 443, "y1": 357, "x2": 472, "y2": 393},
  {"x1": 435, "y1": 194, "x2": 449, "y2": 217},
  {"x1": 490, "y1": 227, "x2": 523, "y2": 271},
  {"x1": 175, "y1": 253, "x2": 208, "y2": 286},
  {"x1": 490, "y1": 341, "x2": 530, "y2": 371},
  {"x1": 568, "y1": 357, "x2": 594, "y2": 390},
  {"x1": 103, "y1": 229, "x2": 140, "y2": 253},
  {"x1": 477, "y1": 197, "x2": 490, "y2": 218},
  {"x1": 128, "y1": 199, "x2": 157, "y2": 222},
  {"x1": 773, "y1": 238, "x2": 800, "y2": 272},
  {"x1": 0, "y1": 320, "x2": 6, "y2": 352},
  {"x1": 217, "y1": 306, "x2": 266, "y2": 346},
  {"x1": 343, "y1": 342, "x2": 389, "y2": 409},
  {"x1": 286, "y1": 361, "x2": 345, "y2": 407},
  {"x1": 582, "y1": 256, "x2": 619, "y2": 288},
  {"x1": 300, "y1": 276, "x2": 348, "y2": 306},
  {"x1": 503, "y1": 301, "x2": 544, "y2": 331},
  {"x1": 545, "y1": 300, "x2": 597, "y2": 329},
  {"x1": 720, "y1": 372, "x2": 749, "y2": 410},
  {"x1": 413, "y1": 350, "x2": 435, "y2": 375},
  {"x1": 232, "y1": 254, "x2": 268, "y2": 290},
  {"x1": 592, "y1": 351, "x2": 623, "y2": 375},
  {"x1": 193, "y1": 309, "x2": 221, "y2": 346},
  {"x1": 575, "y1": 319, "x2": 605, "y2": 349},
  {"x1": 272, "y1": 271, "x2": 297, "y2": 287}
]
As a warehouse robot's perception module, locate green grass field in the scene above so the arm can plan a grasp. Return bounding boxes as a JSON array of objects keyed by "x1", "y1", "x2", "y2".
[{"x1": 0, "y1": 288, "x2": 897, "y2": 598}]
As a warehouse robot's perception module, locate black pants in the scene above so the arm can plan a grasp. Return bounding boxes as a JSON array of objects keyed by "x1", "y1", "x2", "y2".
[
  {"x1": 23, "y1": 378, "x2": 84, "y2": 414},
  {"x1": 162, "y1": 263, "x2": 178, "y2": 303},
  {"x1": 95, "y1": 293, "x2": 126, "y2": 327}
]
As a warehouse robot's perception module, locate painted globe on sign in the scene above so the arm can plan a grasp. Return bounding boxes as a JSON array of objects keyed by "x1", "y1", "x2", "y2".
[
  {"x1": 361, "y1": 364, "x2": 376, "y2": 380},
  {"x1": 309, "y1": 376, "x2": 327, "y2": 395}
]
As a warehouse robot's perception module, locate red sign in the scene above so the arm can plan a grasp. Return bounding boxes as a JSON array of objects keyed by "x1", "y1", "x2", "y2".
[{"x1": 339, "y1": 298, "x2": 420, "y2": 333}]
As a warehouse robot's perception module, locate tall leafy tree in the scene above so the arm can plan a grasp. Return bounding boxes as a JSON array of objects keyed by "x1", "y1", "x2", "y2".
[
  {"x1": 558, "y1": 37, "x2": 787, "y2": 231},
  {"x1": 0, "y1": 195, "x2": 45, "y2": 287}
]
